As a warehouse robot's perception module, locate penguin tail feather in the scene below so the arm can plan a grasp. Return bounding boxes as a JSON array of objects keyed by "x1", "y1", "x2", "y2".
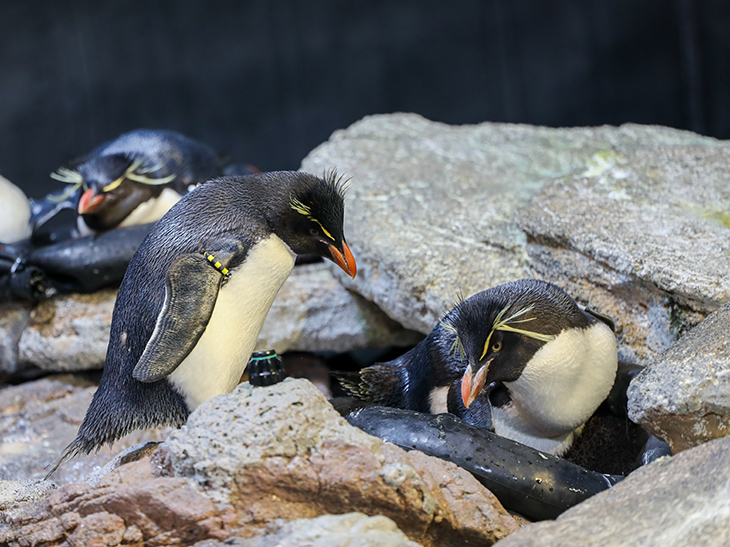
[
  {"x1": 43, "y1": 437, "x2": 90, "y2": 480},
  {"x1": 332, "y1": 363, "x2": 406, "y2": 407}
]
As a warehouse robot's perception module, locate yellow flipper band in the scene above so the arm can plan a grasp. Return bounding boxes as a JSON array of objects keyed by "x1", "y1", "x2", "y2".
[{"x1": 204, "y1": 252, "x2": 230, "y2": 276}]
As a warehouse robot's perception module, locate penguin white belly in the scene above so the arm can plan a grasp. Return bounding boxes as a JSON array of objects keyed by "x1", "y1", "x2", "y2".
[
  {"x1": 0, "y1": 175, "x2": 31, "y2": 243},
  {"x1": 505, "y1": 322, "x2": 617, "y2": 438},
  {"x1": 169, "y1": 235, "x2": 295, "y2": 409},
  {"x1": 493, "y1": 404, "x2": 581, "y2": 456},
  {"x1": 119, "y1": 188, "x2": 182, "y2": 227}
]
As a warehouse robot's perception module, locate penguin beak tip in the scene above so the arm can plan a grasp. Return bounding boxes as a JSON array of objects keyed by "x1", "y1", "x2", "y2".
[
  {"x1": 461, "y1": 362, "x2": 489, "y2": 409},
  {"x1": 329, "y1": 241, "x2": 357, "y2": 279},
  {"x1": 78, "y1": 188, "x2": 105, "y2": 215}
]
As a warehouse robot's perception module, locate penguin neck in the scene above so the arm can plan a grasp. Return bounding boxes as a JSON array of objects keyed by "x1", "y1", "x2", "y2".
[
  {"x1": 502, "y1": 321, "x2": 618, "y2": 438},
  {"x1": 168, "y1": 234, "x2": 296, "y2": 409}
]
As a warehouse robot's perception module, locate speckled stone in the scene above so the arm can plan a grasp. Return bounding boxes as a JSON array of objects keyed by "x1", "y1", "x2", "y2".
[
  {"x1": 627, "y1": 301, "x2": 730, "y2": 452},
  {"x1": 495, "y1": 435, "x2": 730, "y2": 547}
]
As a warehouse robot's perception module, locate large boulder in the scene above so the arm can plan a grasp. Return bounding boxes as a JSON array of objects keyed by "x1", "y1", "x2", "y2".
[
  {"x1": 301, "y1": 113, "x2": 729, "y2": 363},
  {"x1": 163, "y1": 378, "x2": 518, "y2": 546},
  {"x1": 494, "y1": 435, "x2": 730, "y2": 546},
  {"x1": 628, "y1": 301, "x2": 730, "y2": 452}
]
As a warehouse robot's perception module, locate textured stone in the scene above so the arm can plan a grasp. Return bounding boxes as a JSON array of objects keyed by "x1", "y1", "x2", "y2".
[
  {"x1": 18, "y1": 289, "x2": 116, "y2": 371},
  {"x1": 256, "y1": 263, "x2": 422, "y2": 354},
  {"x1": 627, "y1": 301, "x2": 730, "y2": 452},
  {"x1": 0, "y1": 300, "x2": 31, "y2": 376},
  {"x1": 0, "y1": 479, "x2": 56, "y2": 511},
  {"x1": 163, "y1": 378, "x2": 518, "y2": 546},
  {"x1": 0, "y1": 458, "x2": 235, "y2": 546},
  {"x1": 301, "y1": 113, "x2": 727, "y2": 363},
  {"x1": 0, "y1": 375, "x2": 171, "y2": 486},
  {"x1": 195, "y1": 513, "x2": 423, "y2": 547},
  {"x1": 494, "y1": 435, "x2": 730, "y2": 547},
  {"x1": 7, "y1": 263, "x2": 418, "y2": 375},
  {"x1": 518, "y1": 144, "x2": 730, "y2": 363}
]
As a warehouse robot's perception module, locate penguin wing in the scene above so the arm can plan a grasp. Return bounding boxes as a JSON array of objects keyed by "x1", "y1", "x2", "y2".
[{"x1": 133, "y1": 253, "x2": 223, "y2": 382}]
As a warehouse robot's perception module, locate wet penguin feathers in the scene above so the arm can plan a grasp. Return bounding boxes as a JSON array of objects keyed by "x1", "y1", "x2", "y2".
[{"x1": 49, "y1": 171, "x2": 356, "y2": 473}]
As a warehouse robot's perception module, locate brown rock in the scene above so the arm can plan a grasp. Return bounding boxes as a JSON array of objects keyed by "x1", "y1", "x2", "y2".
[
  {"x1": 163, "y1": 379, "x2": 519, "y2": 546},
  {"x1": 1, "y1": 459, "x2": 235, "y2": 546}
]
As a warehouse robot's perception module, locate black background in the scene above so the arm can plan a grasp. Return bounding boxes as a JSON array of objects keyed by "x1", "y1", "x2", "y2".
[{"x1": 1, "y1": 1, "x2": 728, "y2": 199}]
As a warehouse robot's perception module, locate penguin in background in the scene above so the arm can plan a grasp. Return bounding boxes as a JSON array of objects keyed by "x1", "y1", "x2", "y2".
[
  {"x1": 339, "y1": 279, "x2": 618, "y2": 456},
  {"x1": 33, "y1": 129, "x2": 228, "y2": 235},
  {"x1": 48, "y1": 170, "x2": 356, "y2": 475},
  {"x1": 0, "y1": 174, "x2": 32, "y2": 244}
]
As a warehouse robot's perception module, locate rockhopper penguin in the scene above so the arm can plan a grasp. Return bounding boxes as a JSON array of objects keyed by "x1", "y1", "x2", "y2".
[
  {"x1": 49, "y1": 170, "x2": 356, "y2": 474},
  {"x1": 40, "y1": 129, "x2": 225, "y2": 235},
  {"x1": 339, "y1": 279, "x2": 617, "y2": 456}
]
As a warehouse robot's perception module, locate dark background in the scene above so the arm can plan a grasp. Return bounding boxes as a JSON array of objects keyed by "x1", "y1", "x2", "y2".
[{"x1": 1, "y1": 0, "x2": 728, "y2": 199}]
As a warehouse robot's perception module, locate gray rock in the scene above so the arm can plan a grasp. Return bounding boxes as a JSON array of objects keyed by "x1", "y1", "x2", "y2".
[
  {"x1": 18, "y1": 289, "x2": 116, "y2": 372},
  {"x1": 0, "y1": 300, "x2": 30, "y2": 376},
  {"x1": 7, "y1": 263, "x2": 419, "y2": 375},
  {"x1": 518, "y1": 144, "x2": 730, "y2": 363},
  {"x1": 0, "y1": 375, "x2": 171, "y2": 485},
  {"x1": 257, "y1": 263, "x2": 422, "y2": 354},
  {"x1": 195, "y1": 513, "x2": 423, "y2": 547},
  {"x1": 0, "y1": 479, "x2": 56, "y2": 512},
  {"x1": 494, "y1": 435, "x2": 730, "y2": 547},
  {"x1": 627, "y1": 301, "x2": 730, "y2": 452},
  {"x1": 301, "y1": 113, "x2": 728, "y2": 363}
]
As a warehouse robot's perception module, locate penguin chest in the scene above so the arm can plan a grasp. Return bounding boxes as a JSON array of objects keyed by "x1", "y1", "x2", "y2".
[
  {"x1": 118, "y1": 187, "x2": 182, "y2": 227},
  {"x1": 502, "y1": 322, "x2": 618, "y2": 438},
  {"x1": 169, "y1": 235, "x2": 295, "y2": 409}
]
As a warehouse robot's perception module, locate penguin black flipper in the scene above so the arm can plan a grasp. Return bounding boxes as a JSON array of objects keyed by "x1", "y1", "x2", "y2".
[{"x1": 132, "y1": 242, "x2": 242, "y2": 383}]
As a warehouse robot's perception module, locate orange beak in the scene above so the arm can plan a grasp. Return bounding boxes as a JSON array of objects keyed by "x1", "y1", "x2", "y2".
[
  {"x1": 461, "y1": 362, "x2": 490, "y2": 409},
  {"x1": 328, "y1": 241, "x2": 357, "y2": 279},
  {"x1": 78, "y1": 189, "x2": 105, "y2": 215}
]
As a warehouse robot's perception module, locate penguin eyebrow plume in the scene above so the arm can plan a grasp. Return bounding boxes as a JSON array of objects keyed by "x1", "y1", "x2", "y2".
[
  {"x1": 290, "y1": 197, "x2": 336, "y2": 241},
  {"x1": 204, "y1": 251, "x2": 230, "y2": 276},
  {"x1": 104, "y1": 159, "x2": 177, "y2": 191},
  {"x1": 440, "y1": 319, "x2": 466, "y2": 362},
  {"x1": 480, "y1": 303, "x2": 556, "y2": 361},
  {"x1": 49, "y1": 167, "x2": 88, "y2": 202}
]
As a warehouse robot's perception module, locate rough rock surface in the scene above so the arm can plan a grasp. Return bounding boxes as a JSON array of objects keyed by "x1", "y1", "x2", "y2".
[
  {"x1": 301, "y1": 113, "x2": 729, "y2": 363},
  {"x1": 162, "y1": 378, "x2": 518, "y2": 546},
  {"x1": 0, "y1": 375, "x2": 171, "y2": 486},
  {"x1": 0, "y1": 300, "x2": 30, "y2": 377},
  {"x1": 195, "y1": 513, "x2": 423, "y2": 547},
  {"x1": 256, "y1": 263, "x2": 422, "y2": 353},
  {"x1": 5, "y1": 263, "x2": 420, "y2": 376},
  {"x1": 1, "y1": 378, "x2": 518, "y2": 546},
  {"x1": 627, "y1": 301, "x2": 730, "y2": 452},
  {"x1": 0, "y1": 458, "x2": 236, "y2": 546},
  {"x1": 518, "y1": 144, "x2": 730, "y2": 363},
  {"x1": 18, "y1": 289, "x2": 117, "y2": 371},
  {"x1": 495, "y1": 435, "x2": 730, "y2": 547}
]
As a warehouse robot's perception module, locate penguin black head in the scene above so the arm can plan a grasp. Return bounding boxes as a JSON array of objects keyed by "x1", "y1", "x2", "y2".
[
  {"x1": 75, "y1": 154, "x2": 168, "y2": 232},
  {"x1": 439, "y1": 279, "x2": 596, "y2": 409},
  {"x1": 265, "y1": 170, "x2": 356, "y2": 278}
]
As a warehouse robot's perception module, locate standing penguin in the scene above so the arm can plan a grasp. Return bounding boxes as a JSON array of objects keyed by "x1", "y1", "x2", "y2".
[
  {"x1": 339, "y1": 279, "x2": 617, "y2": 455},
  {"x1": 36, "y1": 129, "x2": 226, "y2": 235},
  {"x1": 49, "y1": 171, "x2": 356, "y2": 472}
]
